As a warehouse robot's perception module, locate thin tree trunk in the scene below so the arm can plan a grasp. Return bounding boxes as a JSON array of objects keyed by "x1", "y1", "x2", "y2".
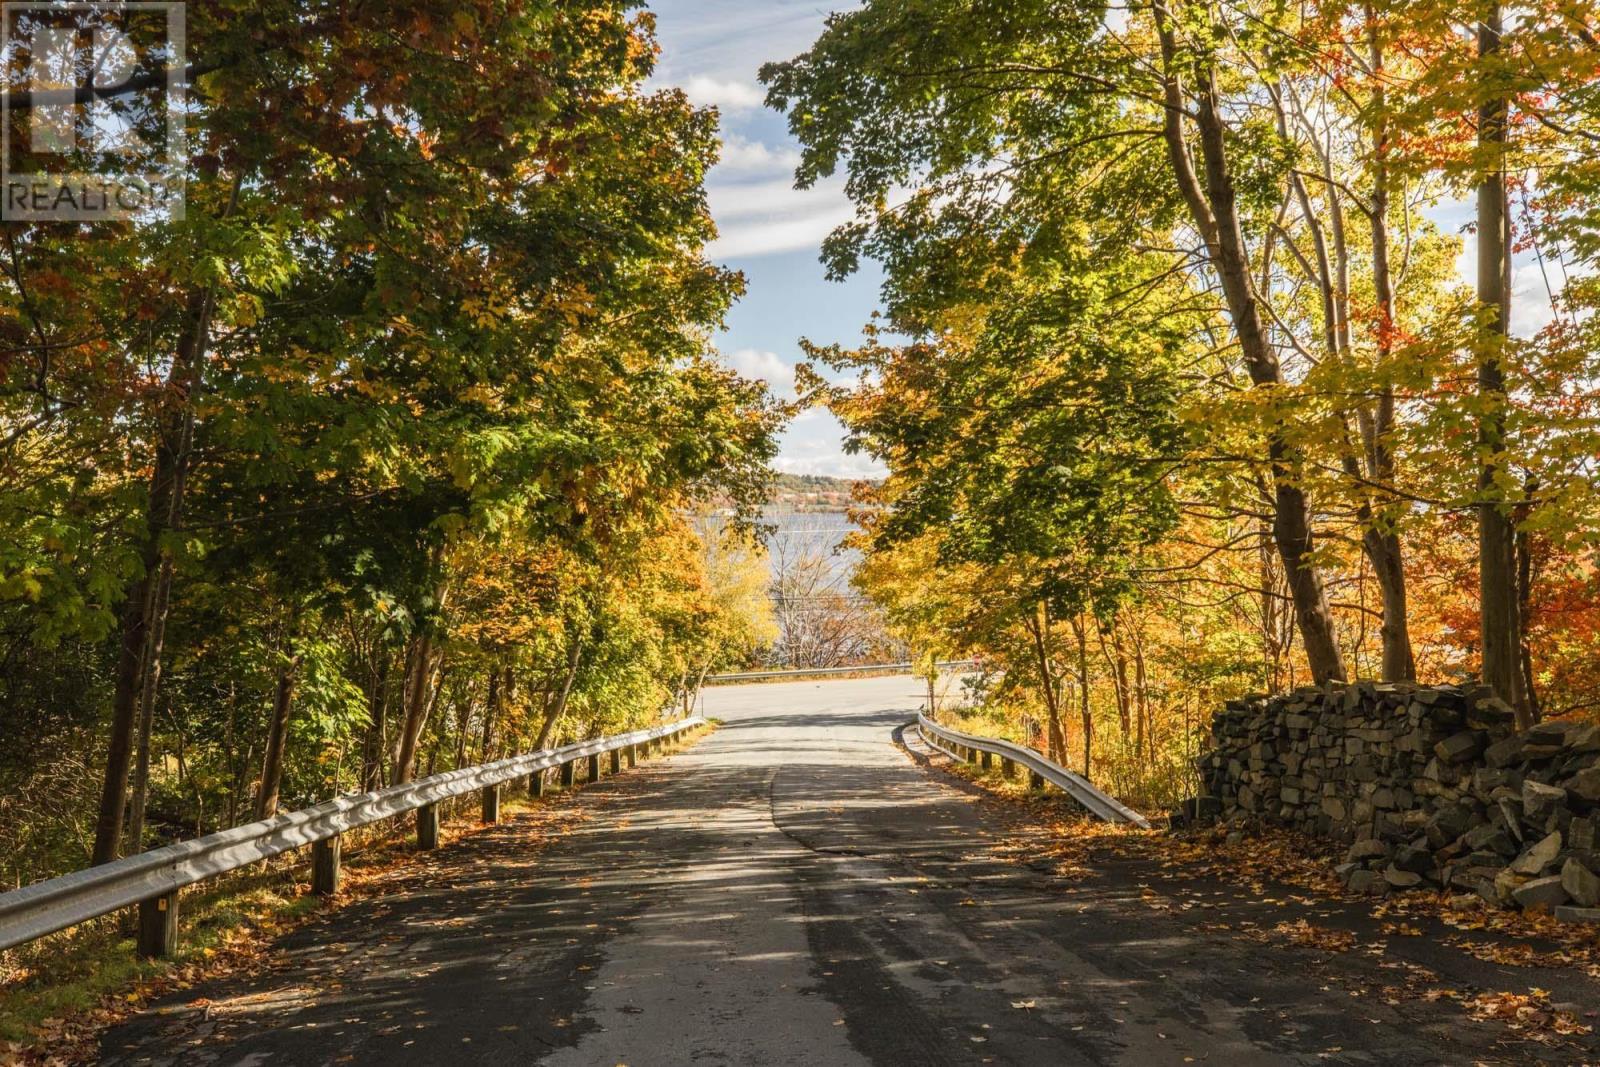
[
  {"x1": 1025, "y1": 604, "x2": 1069, "y2": 764},
  {"x1": 360, "y1": 652, "x2": 389, "y2": 791},
  {"x1": 1100, "y1": 623, "x2": 1132, "y2": 740},
  {"x1": 452, "y1": 678, "x2": 473, "y2": 771},
  {"x1": 223, "y1": 680, "x2": 240, "y2": 828},
  {"x1": 1132, "y1": 628, "x2": 1151, "y2": 762},
  {"x1": 92, "y1": 290, "x2": 215, "y2": 865},
  {"x1": 124, "y1": 561, "x2": 174, "y2": 856},
  {"x1": 1515, "y1": 517, "x2": 1541, "y2": 722},
  {"x1": 393, "y1": 632, "x2": 436, "y2": 785},
  {"x1": 480, "y1": 664, "x2": 504, "y2": 763},
  {"x1": 256, "y1": 621, "x2": 302, "y2": 820},
  {"x1": 1154, "y1": 0, "x2": 1346, "y2": 684},
  {"x1": 1071, "y1": 615, "x2": 1093, "y2": 779},
  {"x1": 534, "y1": 636, "x2": 584, "y2": 750},
  {"x1": 1363, "y1": 14, "x2": 1417, "y2": 682},
  {"x1": 1475, "y1": 2, "x2": 1527, "y2": 725}
]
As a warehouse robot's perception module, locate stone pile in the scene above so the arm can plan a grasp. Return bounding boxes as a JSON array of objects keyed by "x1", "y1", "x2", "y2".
[{"x1": 1191, "y1": 682, "x2": 1600, "y2": 921}]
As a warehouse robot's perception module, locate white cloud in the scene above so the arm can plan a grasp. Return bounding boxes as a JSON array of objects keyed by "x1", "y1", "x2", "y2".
[
  {"x1": 723, "y1": 347, "x2": 796, "y2": 399},
  {"x1": 714, "y1": 134, "x2": 801, "y2": 178},
  {"x1": 772, "y1": 407, "x2": 888, "y2": 478},
  {"x1": 680, "y1": 75, "x2": 765, "y2": 113},
  {"x1": 706, "y1": 174, "x2": 856, "y2": 259}
]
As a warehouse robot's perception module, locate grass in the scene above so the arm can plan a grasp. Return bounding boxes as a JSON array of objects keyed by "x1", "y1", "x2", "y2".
[{"x1": 0, "y1": 722, "x2": 714, "y2": 1062}]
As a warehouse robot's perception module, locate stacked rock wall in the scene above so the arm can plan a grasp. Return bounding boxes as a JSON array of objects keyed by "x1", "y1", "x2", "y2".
[{"x1": 1194, "y1": 682, "x2": 1600, "y2": 919}]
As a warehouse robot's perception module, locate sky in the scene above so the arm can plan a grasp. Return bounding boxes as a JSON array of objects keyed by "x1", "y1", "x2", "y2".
[{"x1": 648, "y1": 0, "x2": 886, "y2": 479}]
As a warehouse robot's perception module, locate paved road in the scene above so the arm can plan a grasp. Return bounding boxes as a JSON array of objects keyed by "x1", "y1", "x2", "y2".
[{"x1": 101, "y1": 676, "x2": 1598, "y2": 1066}]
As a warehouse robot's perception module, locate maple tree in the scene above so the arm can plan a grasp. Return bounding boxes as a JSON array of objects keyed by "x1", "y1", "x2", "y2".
[
  {"x1": 767, "y1": 0, "x2": 1600, "y2": 799},
  {"x1": 0, "y1": 1, "x2": 783, "y2": 880}
]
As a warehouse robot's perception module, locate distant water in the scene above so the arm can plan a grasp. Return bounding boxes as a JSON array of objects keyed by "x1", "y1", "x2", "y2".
[{"x1": 761, "y1": 508, "x2": 859, "y2": 584}]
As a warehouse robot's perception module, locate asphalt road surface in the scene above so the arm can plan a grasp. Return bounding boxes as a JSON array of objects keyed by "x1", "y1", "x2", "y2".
[{"x1": 101, "y1": 675, "x2": 1600, "y2": 1066}]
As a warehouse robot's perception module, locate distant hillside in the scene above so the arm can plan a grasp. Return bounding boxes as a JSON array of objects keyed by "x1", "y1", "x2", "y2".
[{"x1": 769, "y1": 473, "x2": 875, "y2": 512}]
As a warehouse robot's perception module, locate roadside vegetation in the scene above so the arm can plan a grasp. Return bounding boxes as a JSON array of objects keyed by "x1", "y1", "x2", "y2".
[
  {"x1": 0, "y1": 4, "x2": 782, "y2": 897},
  {"x1": 767, "y1": 0, "x2": 1600, "y2": 811}
]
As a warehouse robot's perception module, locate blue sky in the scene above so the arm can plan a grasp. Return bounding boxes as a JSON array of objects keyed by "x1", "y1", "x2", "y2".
[{"x1": 648, "y1": 0, "x2": 886, "y2": 478}]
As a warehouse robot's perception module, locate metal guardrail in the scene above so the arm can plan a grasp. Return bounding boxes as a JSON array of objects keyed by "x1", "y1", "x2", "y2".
[
  {"x1": 0, "y1": 716, "x2": 706, "y2": 955},
  {"x1": 705, "y1": 660, "x2": 976, "y2": 684},
  {"x1": 917, "y1": 713, "x2": 1151, "y2": 829}
]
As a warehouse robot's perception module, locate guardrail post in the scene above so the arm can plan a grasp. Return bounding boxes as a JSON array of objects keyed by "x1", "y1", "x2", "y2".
[
  {"x1": 529, "y1": 769, "x2": 545, "y2": 797},
  {"x1": 967, "y1": 747, "x2": 980, "y2": 765},
  {"x1": 1001, "y1": 757, "x2": 1016, "y2": 778},
  {"x1": 609, "y1": 748, "x2": 622, "y2": 775},
  {"x1": 1028, "y1": 770, "x2": 1045, "y2": 790},
  {"x1": 626, "y1": 743, "x2": 638, "y2": 768},
  {"x1": 980, "y1": 751, "x2": 993, "y2": 770},
  {"x1": 561, "y1": 760, "x2": 576, "y2": 788},
  {"x1": 136, "y1": 889, "x2": 179, "y2": 959},
  {"x1": 312, "y1": 835, "x2": 341, "y2": 895},
  {"x1": 588, "y1": 753, "x2": 601, "y2": 782},
  {"x1": 417, "y1": 802, "x2": 441, "y2": 850},
  {"x1": 481, "y1": 783, "x2": 501, "y2": 824}
]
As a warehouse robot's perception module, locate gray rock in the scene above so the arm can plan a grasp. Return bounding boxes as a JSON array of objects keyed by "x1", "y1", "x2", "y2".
[
  {"x1": 1511, "y1": 875, "x2": 1569, "y2": 910},
  {"x1": 1561, "y1": 858, "x2": 1600, "y2": 908},
  {"x1": 1554, "y1": 905, "x2": 1600, "y2": 924},
  {"x1": 1463, "y1": 822, "x2": 1516, "y2": 856},
  {"x1": 1383, "y1": 863, "x2": 1423, "y2": 889},
  {"x1": 1435, "y1": 730, "x2": 1484, "y2": 765},
  {"x1": 1493, "y1": 868, "x2": 1524, "y2": 906},
  {"x1": 1569, "y1": 816, "x2": 1596, "y2": 853},
  {"x1": 1347, "y1": 869, "x2": 1386, "y2": 895},
  {"x1": 1466, "y1": 696, "x2": 1517, "y2": 728},
  {"x1": 1346, "y1": 838, "x2": 1389, "y2": 862},
  {"x1": 1570, "y1": 766, "x2": 1600, "y2": 803},
  {"x1": 1484, "y1": 735, "x2": 1525, "y2": 768},
  {"x1": 1524, "y1": 720, "x2": 1585, "y2": 758},
  {"x1": 1522, "y1": 780, "x2": 1567, "y2": 822},
  {"x1": 1424, "y1": 808, "x2": 1472, "y2": 850},
  {"x1": 1392, "y1": 845, "x2": 1434, "y2": 875},
  {"x1": 1471, "y1": 767, "x2": 1515, "y2": 798},
  {"x1": 1495, "y1": 797, "x2": 1526, "y2": 842},
  {"x1": 1509, "y1": 830, "x2": 1563, "y2": 876}
]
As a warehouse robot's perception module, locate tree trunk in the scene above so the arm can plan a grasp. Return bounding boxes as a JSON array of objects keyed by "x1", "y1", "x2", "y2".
[
  {"x1": 1071, "y1": 615, "x2": 1093, "y2": 779},
  {"x1": 534, "y1": 636, "x2": 584, "y2": 750},
  {"x1": 91, "y1": 290, "x2": 215, "y2": 866},
  {"x1": 256, "y1": 628, "x2": 301, "y2": 820},
  {"x1": 124, "y1": 561, "x2": 173, "y2": 856},
  {"x1": 1131, "y1": 627, "x2": 1151, "y2": 762},
  {"x1": 1515, "y1": 519, "x2": 1541, "y2": 722},
  {"x1": 1363, "y1": 16, "x2": 1417, "y2": 683},
  {"x1": 452, "y1": 679, "x2": 473, "y2": 771},
  {"x1": 1025, "y1": 604, "x2": 1070, "y2": 764},
  {"x1": 1101, "y1": 623, "x2": 1132, "y2": 740},
  {"x1": 393, "y1": 632, "x2": 436, "y2": 785},
  {"x1": 1475, "y1": 2, "x2": 1527, "y2": 726},
  {"x1": 1154, "y1": 0, "x2": 1346, "y2": 685},
  {"x1": 481, "y1": 665, "x2": 504, "y2": 763},
  {"x1": 360, "y1": 652, "x2": 389, "y2": 791}
]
